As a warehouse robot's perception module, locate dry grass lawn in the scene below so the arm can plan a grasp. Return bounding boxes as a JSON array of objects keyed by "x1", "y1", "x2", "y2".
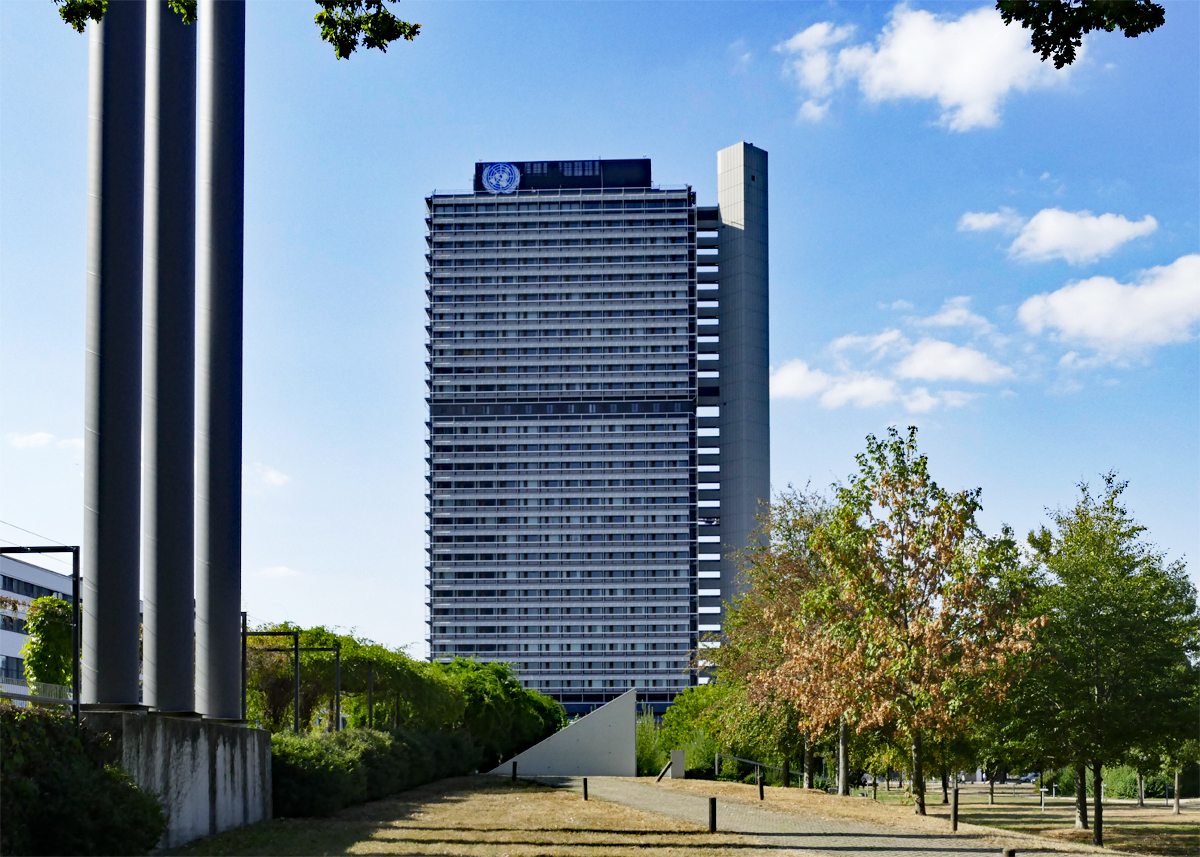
[
  {"x1": 655, "y1": 778, "x2": 1198, "y2": 857},
  {"x1": 169, "y1": 776, "x2": 762, "y2": 857}
]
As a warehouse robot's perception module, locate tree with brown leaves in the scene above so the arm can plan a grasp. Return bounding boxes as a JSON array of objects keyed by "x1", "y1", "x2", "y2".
[{"x1": 740, "y1": 427, "x2": 1035, "y2": 814}]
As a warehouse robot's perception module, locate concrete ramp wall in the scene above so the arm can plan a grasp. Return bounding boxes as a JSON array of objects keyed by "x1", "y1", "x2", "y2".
[
  {"x1": 82, "y1": 710, "x2": 271, "y2": 849},
  {"x1": 489, "y1": 689, "x2": 636, "y2": 777}
]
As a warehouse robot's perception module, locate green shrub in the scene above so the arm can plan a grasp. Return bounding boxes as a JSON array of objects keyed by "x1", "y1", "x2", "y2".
[
  {"x1": 635, "y1": 711, "x2": 667, "y2": 776},
  {"x1": 0, "y1": 704, "x2": 166, "y2": 856},
  {"x1": 271, "y1": 727, "x2": 477, "y2": 817}
]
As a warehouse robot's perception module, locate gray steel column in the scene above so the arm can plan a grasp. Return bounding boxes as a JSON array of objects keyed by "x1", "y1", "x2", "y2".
[
  {"x1": 195, "y1": 0, "x2": 245, "y2": 720},
  {"x1": 83, "y1": 0, "x2": 147, "y2": 706},
  {"x1": 142, "y1": 0, "x2": 197, "y2": 714},
  {"x1": 715, "y1": 142, "x2": 770, "y2": 608}
]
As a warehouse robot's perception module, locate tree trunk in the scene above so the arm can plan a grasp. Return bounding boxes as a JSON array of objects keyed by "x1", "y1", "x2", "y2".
[
  {"x1": 782, "y1": 758, "x2": 791, "y2": 788},
  {"x1": 1175, "y1": 768, "x2": 1181, "y2": 815},
  {"x1": 1074, "y1": 762, "x2": 1088, "y2": 829},
  {"x1": 941, "y1": 762, "x2": 949, "y2": 804},
  {"x1": 988, "y1": 770, "x2": 995, "y2": 805},
  {"x1": 912, "y1": 730, "x2": 926, "y2": 815},
  {"x1": 1091, "y1": 760, "x2": 1103, "y2": 848},
  {"x1": 1136, "y1": 770, "x2": 1144, "y2": 807},
  {"x1": 886, "y1": 769, "x2": 891, "y2": 791},
  {"x1": 838, "y1": 719, "x2": 850, "y2": 796},
  {"x1": 803, "y1": 737, "x2": 813, "y2": 789}
]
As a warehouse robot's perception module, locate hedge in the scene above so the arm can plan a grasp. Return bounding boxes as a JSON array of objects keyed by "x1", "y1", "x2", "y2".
[
  {"x1": 271, "y1": 727, "x2": 476, "y2": 817},
  {"x1": 0, "y1": 704, "x2": 166, "y2": 856}
]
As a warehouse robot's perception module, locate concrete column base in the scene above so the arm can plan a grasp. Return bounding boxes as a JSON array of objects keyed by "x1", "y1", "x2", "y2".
[{"x1": 82, "y1": 709, "x2": 271, "y2": 849}]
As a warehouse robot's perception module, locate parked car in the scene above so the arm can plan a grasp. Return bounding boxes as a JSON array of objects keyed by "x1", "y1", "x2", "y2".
[{"x1": 1018, "y1": 772, "x2": 1040, "y2": 783}]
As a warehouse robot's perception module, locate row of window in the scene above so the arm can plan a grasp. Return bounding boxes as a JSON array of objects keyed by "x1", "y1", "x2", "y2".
[
  {"x1": 430, "y1": 487, "x2": 690, "y2": 497},
  {"x1": 432, "y1": 273, "x2": 690, "y2": 284},
  {"x1": 432, "y1": 382, "x2": 689, "y2": 393},
  {"x1": 525, "y1": 679, "x2": 687, "y2": 688},
  {"x1": 433, "y1": 532, "x2": 688, "y2": 544},
  {"x1": 516, "y1": 661, "x2": 687, "y2": 671},
  {"x1": 439, "y1": 641, "x2": 685, "y2": 653},
  {"x1": 431, "y1": 219, "x2": 689, "y2": 231},
  {"x1": 432, "y1": 292, "x2": 687, "y2": 303},
  {"x1": 432, "y1": 588, "x2": 687, "y2": 598},
  {"x1": 431, "y1": 460, "x2": 688, "y2": 472},
  {"x1": 431, "y1": 201, "x2": 687, "y2": 213},
  {"x1": 1, "y1": 575, "x2": 72, "y2": 603},
  {"x1": 433, "y1": 237, "x2": 689, "y2": 248},
  {"x1": 432, "y1": 516, "x2": 688, "y2": 524},
  {"x1": 433, "y1": 605, "x2": 687, "y2": 617},
  {"x1": 0, "y1": 655, "x2": 23, "y2": 680},
  {"x1": 431, "y1": 328, "x2": 686, "y2": 339},
  {"x1": 431, "y1": 423, "x2": 688, "y2": 434},
  {"x1": 432, "y1": 311, "x2": 688, "y2": 321},
  {"x1": 434, "y1": 623, "x2": 689, "y2": 635},
  {"x1": 1, "y1": 615, "x2": 28, "y2": 634},
  {"x1": 433, "y1": 255, "x2": 686, "y2": 267},
  {"x1": 433, "y1": 568, "x2": 686, "y2": 578},
  {"x1": 433, "y1": 551, "x2": 693, "y2": 562},
  {"x1": 436, "y1": 348, "x2": 689, "y2": 359},
  {"x1": 433, "y1": 442, "x2": 688, "y2": 451}
]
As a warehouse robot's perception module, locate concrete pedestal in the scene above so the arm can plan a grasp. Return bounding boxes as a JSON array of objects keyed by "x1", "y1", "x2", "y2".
[{"x1": 82, "y1": 710, "x2": 270, "y2": 849}]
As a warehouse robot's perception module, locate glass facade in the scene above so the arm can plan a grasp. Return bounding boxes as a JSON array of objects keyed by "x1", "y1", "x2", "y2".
[{"x1": 424, "y1": 171, "x2": 701, "y2": 714}]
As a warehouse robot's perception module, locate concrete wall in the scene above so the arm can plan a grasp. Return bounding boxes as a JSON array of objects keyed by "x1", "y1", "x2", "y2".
[
  {"x1": 82, "y1": 710, "x2": 270, "y2": 849},
  {"x1": 488, "y1": 688, "x2": 636, "y2": 777}
]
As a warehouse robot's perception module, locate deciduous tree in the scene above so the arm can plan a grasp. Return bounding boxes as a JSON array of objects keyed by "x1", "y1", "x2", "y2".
[
  {"x1": 1018, "y1": 473, "x2": 1199, "y2": 846},
  {"x1": 765, "y1": 427, "x2": 1035, "y2": 815},
  {"x1": 52, "y1": 0, "x2": 420, "y2": 60},
  {"x1": 997, "y1": 0, "x2": 1165, "y2": 68}
]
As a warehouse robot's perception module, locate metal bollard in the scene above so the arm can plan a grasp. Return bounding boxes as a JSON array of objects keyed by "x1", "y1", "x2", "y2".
[
  {"x1": 758, "y1": 768, "x2": 764, "y2": 801},
  {"x1": 708, "y1": 796, "x2": 717, "y2": 832},
  {"x1": 951, "y1": 786, "x2": 959, "y2": 832},
  {"x1": 583, "y1": 777, "x2": 588, "y2": 800},
  {"x1": 512, "y1": 761, "x2": 517, "y2": 782}
]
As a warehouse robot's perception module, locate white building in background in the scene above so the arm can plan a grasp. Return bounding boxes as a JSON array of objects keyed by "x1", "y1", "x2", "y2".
[
  {"x1": 423, "y1": 143, "x2": 770, "y2": 715},
  {"x1": 0, "y1": 554, "x2": 74, "y2": 686}
]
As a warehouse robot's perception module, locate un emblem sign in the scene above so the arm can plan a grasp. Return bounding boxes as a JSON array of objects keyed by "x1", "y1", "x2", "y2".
[{"x1": 482, "y1": 162, "x2": 520, "y2": 194}]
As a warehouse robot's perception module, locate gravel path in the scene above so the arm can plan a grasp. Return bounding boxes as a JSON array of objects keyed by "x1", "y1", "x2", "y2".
[{"x1": 533, "y1": 776, "x2": 1078, "y2": 856}]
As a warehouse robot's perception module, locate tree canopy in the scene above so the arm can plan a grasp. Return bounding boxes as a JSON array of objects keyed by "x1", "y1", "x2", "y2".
[
  {"x1": 52, "y1": 0, "x2": 419, "y2": 60},
  {"x1": 997, "y1": 0, "x2": 1166, "y2": 68},
  {"x1": 1013, "y1": 473, "x2": 1199, "y2": 845}
]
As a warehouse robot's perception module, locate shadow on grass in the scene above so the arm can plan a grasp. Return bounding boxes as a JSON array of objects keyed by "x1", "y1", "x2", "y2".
[{"x1": 166, "y1": 777, "x2": 541, "y2": 857}]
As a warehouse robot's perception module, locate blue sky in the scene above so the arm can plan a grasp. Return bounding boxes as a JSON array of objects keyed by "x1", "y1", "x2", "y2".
[{"x1": 2, "y1": 1, "x2": 1196, "y2": 652}]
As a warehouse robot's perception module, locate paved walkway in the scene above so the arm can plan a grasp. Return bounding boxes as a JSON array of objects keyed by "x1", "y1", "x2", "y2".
[{"x1": 534, "y1": 777, "x2": 1077, "y2": 856}]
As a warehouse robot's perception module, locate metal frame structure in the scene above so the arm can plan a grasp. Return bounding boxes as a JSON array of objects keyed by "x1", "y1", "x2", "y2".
[
  {"x1": 0, "y1": 546, "x2": 81, "y2": 724},
  {"x1": 242, "y1": 628, "x2": 340, "y2": 733}
]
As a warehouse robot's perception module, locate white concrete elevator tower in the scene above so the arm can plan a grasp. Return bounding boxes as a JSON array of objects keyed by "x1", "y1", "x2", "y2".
[{"x1": 713, "y1": 143, "x2": 769, "y2": 615}]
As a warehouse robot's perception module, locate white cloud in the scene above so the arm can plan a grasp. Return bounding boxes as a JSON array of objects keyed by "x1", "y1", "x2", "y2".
[
  {"x1": 253, "y1": 463, "x2": 291, "y2": 487},
  {"x1": 7, "y1": 432, "x2": 54, "y2": 449},
  {"x1": 728, "y1": 39, "x2": 753, "y2": 74},
  {"x1": 917, "y1": 296, "x2": 994, "y2": 333},
  {"x1": 798, "y1": 99, "x2": 830, "y2": 122},
  {"x1": 820, "y1": 374, "x2": 899, "y2": 409},
  {"x1": 1018, "y1": 254, "x2": 1200, "y2": 353},
  {"x1": 257, "y1": 566, "x2": 300, "y2": 579},
  {"x1": 770, "y1": 359, "x2": 832, "y2": 399},
  {"x1": 777, "y1": 5, "x2": 1071, "y2": 132},
  {"x1": 1009, "y1": 208, "x2": 1157, "y2": 264},
  {"x1": 830, "y1": 328, "x2": 905, "y2": 355},
  {"x1": 887, "y1": 299, "x2": 914, "y2": 311},
  {"x1": 895, "y1": 338, "x2": 1013, "y2": 383},
  {"x1": 958, "y1": 207, "x2": 1025, "y2": 234},
  {"x1": 771, "y1": 360, "x2": 959, "y2": 413},
  {"x1": 901, "y1": 387, "x2": 940, "y2": 413}
]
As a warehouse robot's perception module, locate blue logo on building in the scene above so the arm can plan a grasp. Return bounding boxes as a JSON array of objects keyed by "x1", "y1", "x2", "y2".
[{"x1": 481, "y1": 162, "x2": 521, "y2": 194}]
